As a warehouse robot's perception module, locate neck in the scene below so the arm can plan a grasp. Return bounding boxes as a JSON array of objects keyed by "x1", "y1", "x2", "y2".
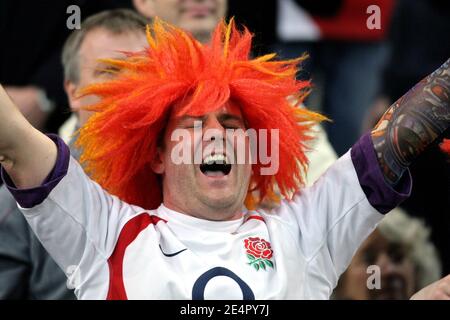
[
  {"x1": 163, "y1": 200, "x2": 244, "y2": 222},
  {"x1": 194, "y1": 32, "x2": 212, "y2": 44}
]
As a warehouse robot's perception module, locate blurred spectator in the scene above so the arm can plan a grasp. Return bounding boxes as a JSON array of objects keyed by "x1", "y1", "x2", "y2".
[
  {"x1": 133, "y1": 0, "x2": 227, "y2": 43},
  {"x1": 62, "y1": 9, "x2": 148, "y2": 142},
  {"x1": 274, "y1": 0, "x2": 395, "y2": 155},
  {"x1": 364, "y1": 0, "x2": 450, "y2": 275},
  {"x1": 333, "y1": 209, "x2": 442, "y2": 300},
  {"x1": 0, "y1": 9, "x2": 147, "y2": 300},
  {"x1": 132, "y1": 0, "x2": 276, "y2": 55}
]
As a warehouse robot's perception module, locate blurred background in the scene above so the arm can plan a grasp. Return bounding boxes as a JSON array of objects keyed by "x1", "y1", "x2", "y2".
[{"x1": 0, "y1": 0, "x2": 449, "y2": 299}]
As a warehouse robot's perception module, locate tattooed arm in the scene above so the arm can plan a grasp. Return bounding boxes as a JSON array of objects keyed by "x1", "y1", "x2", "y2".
[{"x1": 371, "y1": 58, "x2": 450, "y2": 186}]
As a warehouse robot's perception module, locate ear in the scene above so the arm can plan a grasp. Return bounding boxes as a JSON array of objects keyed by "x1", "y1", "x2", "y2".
[
  {"x1": 150, "y1": 147, "x2": 165, "y2": 174},
  {"x1": 64, "y1": 80, "x2": 81, "y2": 113},
  {"x1": 133, "y1": 0, "x2": 155, "y2": 18}
]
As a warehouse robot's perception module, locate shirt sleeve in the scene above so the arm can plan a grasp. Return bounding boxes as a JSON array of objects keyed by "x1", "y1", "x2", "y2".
[
  {"x1": 1, "y1": 135, "x2": 143, "y2": 298},
  {"x1": 1, "y1": 134, "x2": 70, "y2": 208},
  {"x1": 274, "y1": 133, "x2": 412, "y2": 297}
]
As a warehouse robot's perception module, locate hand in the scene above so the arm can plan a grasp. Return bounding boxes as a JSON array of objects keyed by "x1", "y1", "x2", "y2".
[{"x1": 410, "y1": 274, "x2": 450, "y2": 300}]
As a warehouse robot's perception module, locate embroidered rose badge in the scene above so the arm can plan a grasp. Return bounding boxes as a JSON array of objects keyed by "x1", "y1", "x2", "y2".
[{"x1": 244, "y1": 237, "x2": 274, "y2": 271}]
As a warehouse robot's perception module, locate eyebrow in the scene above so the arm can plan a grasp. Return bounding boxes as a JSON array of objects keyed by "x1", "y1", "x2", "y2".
[
  {"x1": 217, "y1": 114, "x2": 244, "y2": 123},
  {"x1": 93, "y1": 57, "x2": 128, "y2": 71},
  {"x1": 178, "y1": 115, "x2": 207, "y2": 122}
]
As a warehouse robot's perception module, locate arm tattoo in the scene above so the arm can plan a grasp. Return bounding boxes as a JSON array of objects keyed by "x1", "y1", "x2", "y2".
[{"x1": 371, "y1": 58, "x2": 450, "y2": 186}]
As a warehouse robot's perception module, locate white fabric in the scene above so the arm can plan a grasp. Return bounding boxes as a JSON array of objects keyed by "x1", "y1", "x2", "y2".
[
  {"x1": 305, "y1": 124, "x2": 338, "y2": 186},
  {"x1": 19, "y1": 151, "x2": 383, "y2": 299},
  {"x1": 277, "y1": 0, "x2": 321, "y2": 41},
  {"x1": 58, "y1": 114, "x2": 78, "y2": 144}
]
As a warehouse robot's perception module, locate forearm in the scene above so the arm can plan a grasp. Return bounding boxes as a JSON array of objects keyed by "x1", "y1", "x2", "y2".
[
  {"x1": 371, "y1": 58, "x2": 450, "y2": 186},
  {"x1": 0, "y1": 85, "x2": 57, "y2": 188}
]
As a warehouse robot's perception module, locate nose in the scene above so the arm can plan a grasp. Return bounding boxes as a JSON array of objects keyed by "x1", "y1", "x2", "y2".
[
  {"x1": 203, "y1": 115, "x2": 225, "y2": 141},
  {"x1": 376, "y1": 253, "x2": 398, "y2": 275}
]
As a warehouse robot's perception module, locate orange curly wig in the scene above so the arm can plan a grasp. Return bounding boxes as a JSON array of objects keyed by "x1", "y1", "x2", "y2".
[{"x1": 76, "y1": 18, "x2": 326, "y2": 210}]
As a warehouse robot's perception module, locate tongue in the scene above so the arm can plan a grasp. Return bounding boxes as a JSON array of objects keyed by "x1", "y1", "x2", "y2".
[{"x1": 204, "y1": 170, "x2": 225, "y2": 177}]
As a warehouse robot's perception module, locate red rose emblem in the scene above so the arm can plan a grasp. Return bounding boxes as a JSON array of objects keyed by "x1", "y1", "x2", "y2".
[{"x1": 244, "y1": 237, "x2": 273, "y2": 259}]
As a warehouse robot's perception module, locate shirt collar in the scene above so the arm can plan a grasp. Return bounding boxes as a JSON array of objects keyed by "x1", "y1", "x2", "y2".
[{"x1": 157, "y1": 204, "x2": 246, "y2": 233}]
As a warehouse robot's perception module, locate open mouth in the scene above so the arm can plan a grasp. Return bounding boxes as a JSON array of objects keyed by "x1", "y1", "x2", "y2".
[
  {"x1": 372, "y1": 275, "x2": 408, "y2": 300},
  {"x1": 199, "y1": 154, "x2": 232, "y2": 176}
]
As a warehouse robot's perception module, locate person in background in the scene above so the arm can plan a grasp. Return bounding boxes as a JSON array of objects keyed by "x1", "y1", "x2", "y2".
[
  {"x1": 333, "y1": 209, "x2": 442, "y2": 300},
  {"x1": 133, "y1": 0, "x2": 227, "y2": 43}
]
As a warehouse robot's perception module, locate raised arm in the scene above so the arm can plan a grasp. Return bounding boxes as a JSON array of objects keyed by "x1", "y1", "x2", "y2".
[
  {"x1": 0, "y1": 84, "x2": 57, "y2": 188},
  {"x1": 372, "y1": 58, "x2": 450, "y2": 186},
  {"x1": 275, "y1": 59, "x2": 449, "y2": 298}
]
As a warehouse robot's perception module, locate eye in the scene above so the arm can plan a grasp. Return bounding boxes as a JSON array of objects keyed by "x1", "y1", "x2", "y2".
[
  {"x1": 188, "y1": 123, "x2": 202, "y2": 129},
  {"x1": 223, "y1": 121, "x2": 244, "y2": 130},
  {"x1": 182, "y1": 122, "x2": 202, "y2": 129},
  {"x1": 388, "y1": 244, "x2": 407, "y2": 264}
]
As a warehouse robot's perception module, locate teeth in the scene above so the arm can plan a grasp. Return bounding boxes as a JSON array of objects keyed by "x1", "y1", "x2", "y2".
[{"x1": 203, "y1": 154, "x2": 227, "y2": 165}]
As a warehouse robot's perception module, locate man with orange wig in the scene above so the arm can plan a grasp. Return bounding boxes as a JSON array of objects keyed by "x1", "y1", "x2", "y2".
[{"x1": 0, "y1": 19, "x2": 449, "y2": 299}]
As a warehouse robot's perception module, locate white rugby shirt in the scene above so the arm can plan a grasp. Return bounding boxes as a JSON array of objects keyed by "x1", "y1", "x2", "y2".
[{"x1": 1, "y1": 133, "x2": 411, "y2": 299}]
